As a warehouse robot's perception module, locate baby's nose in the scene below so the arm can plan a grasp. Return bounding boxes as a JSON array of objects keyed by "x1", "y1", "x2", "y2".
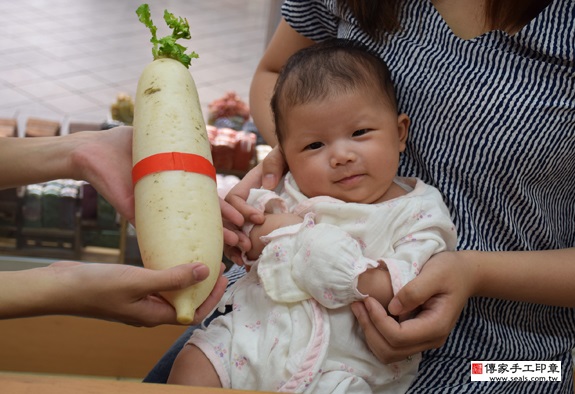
[{"x1": 330, "y1": 145, "x2": 356, "y2": 167}]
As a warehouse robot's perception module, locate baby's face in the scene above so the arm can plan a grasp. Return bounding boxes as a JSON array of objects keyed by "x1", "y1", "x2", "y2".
[{"x1": 281, "y1": 88, "x2": 409, "y2": 204}]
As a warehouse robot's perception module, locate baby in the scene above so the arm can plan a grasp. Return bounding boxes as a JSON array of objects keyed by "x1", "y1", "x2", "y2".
[{"x1": 168, "y1": 39, "x2": 457, "y2": 393}]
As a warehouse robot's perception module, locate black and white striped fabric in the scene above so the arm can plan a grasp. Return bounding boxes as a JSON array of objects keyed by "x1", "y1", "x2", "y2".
[
  {"x1": 281, "y1": 1, "x2": 575, "y2": 392},
  {"x1": 224, "y1": 262, "x2": 246, "y2": 284}
]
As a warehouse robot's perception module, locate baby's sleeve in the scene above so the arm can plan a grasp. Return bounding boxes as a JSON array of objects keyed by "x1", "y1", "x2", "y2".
[
  {"x1": 383, "y1": 195, "x2": 457, "y2": 294},
  {"x1": 258, "y1": 214, "x2": 379, "y2": 308}
]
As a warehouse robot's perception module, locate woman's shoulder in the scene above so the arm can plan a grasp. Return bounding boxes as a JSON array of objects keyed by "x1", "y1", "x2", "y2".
[{"x1": 514, "y1": 1, "x2": 575, "y2": 61}]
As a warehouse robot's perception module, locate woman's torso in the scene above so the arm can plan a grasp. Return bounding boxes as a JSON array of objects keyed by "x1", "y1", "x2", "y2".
[{"x1": 282, "y1": 1, "x2": 575, "y2": 392}]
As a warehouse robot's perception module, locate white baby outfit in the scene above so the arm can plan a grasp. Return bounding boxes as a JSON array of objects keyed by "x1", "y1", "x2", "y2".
[{"x1": 188, "y1": 173, "x2": 457, "y2": 393}]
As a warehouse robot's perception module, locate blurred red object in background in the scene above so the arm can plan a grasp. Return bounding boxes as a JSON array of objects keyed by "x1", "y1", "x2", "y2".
[{"x1": 208, "y1": 126, "x2": 256, "y2": 173}]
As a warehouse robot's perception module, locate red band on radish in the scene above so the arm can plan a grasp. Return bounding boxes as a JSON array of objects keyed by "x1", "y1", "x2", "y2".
[{"x1": 132, "y1": 152, "x2": 216, "y2": 186}]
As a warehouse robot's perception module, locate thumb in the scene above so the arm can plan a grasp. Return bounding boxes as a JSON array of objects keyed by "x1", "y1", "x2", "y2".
[
  {"x1": 148, "y1": 263, "x2": 210, "y2": 293},
  {"x1": 261, "y1": 146, "x2": 286, "y2": 190},
  {"x1": 388, "y1": 275, "x2": 432, "y2": 316}
]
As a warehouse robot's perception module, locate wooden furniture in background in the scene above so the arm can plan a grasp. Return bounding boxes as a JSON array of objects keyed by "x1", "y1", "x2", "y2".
[
  {"x1": 0, "y1": 373, "x2": 271, "y2": 394},
  {"x1": 0, "y1": 316, "x2": 187, "y2": 379},
  {"x1": 0, "y1": 118, "x2": 18, "y2": 137},
  {"x1": 25, "y1": 118, "x2": 60, "y2": 137}
]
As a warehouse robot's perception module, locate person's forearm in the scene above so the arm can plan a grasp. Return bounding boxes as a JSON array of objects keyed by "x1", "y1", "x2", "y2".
[
  {"x1": 0, "y1": 267, "x2": 65, "y2": 319},
  {"x1": 249, "y1": 19, "x2": 315, "y2": 146},
  {"x1": 0, "y1": 136, "x2": 78, "y2": 189},
  {"x1": 249, "y1": 68, "x2": 279, "y2": 146},
  {"x1": 0, "y1": 128, "x2": 135, "y2": 221},
  {"x1": 468, "y1": 247, "x2": 575, "y2": 307}
]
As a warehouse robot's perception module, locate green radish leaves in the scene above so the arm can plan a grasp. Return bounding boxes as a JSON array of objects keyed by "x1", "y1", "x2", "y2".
[{"x1": 136, "y1": 4, "x2": 199, "y2": 68}]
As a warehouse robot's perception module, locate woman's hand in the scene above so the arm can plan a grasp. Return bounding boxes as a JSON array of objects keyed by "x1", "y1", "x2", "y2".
[
  {"x1": 223, "y1": 163, "x2": 265, "y2": 265},
  {"x1": 223, "y1": 146, "x2": 287, "y2": 265},
  {"x1": 0, "y1": 126, "x2": 135, "y2": 223},
  {"x1": 220, "y1": 196, "x2": 247, "y2": 249},
  {"x1": 70, "y1": 126, "x2": 135, "y2": 223},
  {"x1": 351, "y1": 251, "x2": 477, "y2": 363},
  {"x1": 45, "y1": 261, "x2": 228, "y2": 327},
  {"x1": 260, "y1": 145, "x2": 287, "y2": 191}
]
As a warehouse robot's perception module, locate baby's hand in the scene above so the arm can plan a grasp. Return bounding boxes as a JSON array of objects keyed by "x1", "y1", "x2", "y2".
[{"x1": 246, "y1": 213, "x2": 303, "y2": 260}]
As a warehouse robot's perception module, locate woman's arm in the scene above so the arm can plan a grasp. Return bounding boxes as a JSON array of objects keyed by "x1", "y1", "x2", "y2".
[
  {"x1": 249, "y1": 19, "x2": 315, "y2": 146},
  {"x1": 352, "y1": 248, "x2": 575, "y2": 363},
  {"x1": 224, "y1": 20, "x2": 314, "y2": 258},
  {"x1": 0, "y1": 127, "x2": 135, "y2": 222},
  {"x1": 466, "y1": 248, "x2": 575, "y2": 306},
  {"x1": 394, "y1": 248, "x2": 575, "y2": 315},
  {"x1": 0, "y1": 261, "x2": 228, "y2": 326},
  {"x1": 0, "y1": 127, "x2": 232, "y2": 325}
]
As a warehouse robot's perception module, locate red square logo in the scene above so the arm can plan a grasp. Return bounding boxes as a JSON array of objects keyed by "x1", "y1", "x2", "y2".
[{"x1": 472, "y1": 363, "x2": 483, "y2": 374}]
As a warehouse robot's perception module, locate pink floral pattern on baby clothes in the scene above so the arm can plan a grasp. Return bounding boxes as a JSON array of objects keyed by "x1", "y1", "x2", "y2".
[{"x1": 186, "y1": 173, "x2": 457, "y2": 392}]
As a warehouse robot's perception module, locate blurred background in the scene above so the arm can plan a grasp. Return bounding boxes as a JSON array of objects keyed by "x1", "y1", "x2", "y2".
[
  {"x1": 0, "y1": 0, "x2": 282, "y2": 381},
  {"x1": 0, "y1": 0, "x2": 279, "y2": 129},
  {"x1": 0, "y1": 0, "x2": 280, "y2": 266}
]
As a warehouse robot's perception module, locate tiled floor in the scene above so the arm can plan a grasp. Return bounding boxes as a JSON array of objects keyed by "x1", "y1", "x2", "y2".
[{"x1": 0, "y1": 0, "x2": 275, "y2": 135}]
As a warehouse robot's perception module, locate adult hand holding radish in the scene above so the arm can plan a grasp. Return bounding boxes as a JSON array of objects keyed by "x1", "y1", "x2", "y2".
[
  {"x1": 133, "y1": 4, "x2": 224, "y2": 324},
  {"x1": 0, "y1": 126, "x2": 229, "y2": 326}
]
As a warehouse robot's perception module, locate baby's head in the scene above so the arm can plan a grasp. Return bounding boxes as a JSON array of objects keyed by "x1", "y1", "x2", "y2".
[
  {"x1": 270, "y1": 39, "x2": 409, "y2": 204},
  {"x1": 271, "y1": 39, "x2": 398, "y2": 146}
]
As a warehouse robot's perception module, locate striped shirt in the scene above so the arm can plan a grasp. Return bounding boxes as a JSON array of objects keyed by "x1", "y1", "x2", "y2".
[{"x1": 281, "y1": 1, "x2": 575, "y2": 392}]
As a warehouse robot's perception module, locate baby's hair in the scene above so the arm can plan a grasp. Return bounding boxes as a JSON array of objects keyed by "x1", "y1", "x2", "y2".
[{"x1": 271, "y1": 38, "x2": 397, "y2": 145}]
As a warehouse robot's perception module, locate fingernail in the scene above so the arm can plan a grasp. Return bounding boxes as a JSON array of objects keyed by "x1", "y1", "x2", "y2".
[
  {"x1": 388, "y1": 298, "x2": 402, "y2": 315},
  {"x1": 231, "y1": 255, "x2": 242, "y2": 266},
  {"x1": 249, "y1": 213, "x2": 264, "y2": 224},
  {"x1": 192, "y1": 265, "x2": 209, "y2": 280},
  {"x1": 262, "y1": 174, "x2": 276, "y2": 190},
  {"x1": 364, "y1": 298, "x2": 373, "y2": 313},
  {"x1": 350, "y1": 302, "x2": 360, "y2": 317}
]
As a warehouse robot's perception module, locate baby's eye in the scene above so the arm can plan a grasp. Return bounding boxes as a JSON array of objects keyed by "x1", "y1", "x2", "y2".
[
  {"x1": 305, "y1": 141, "x2": 324, "y2": 150},
  {"x1": 352, "y1": 129, "x2": 369, "y2": 137}
]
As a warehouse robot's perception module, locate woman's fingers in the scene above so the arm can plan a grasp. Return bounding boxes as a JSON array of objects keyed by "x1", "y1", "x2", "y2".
[
  {"x1": 352, "y1": 295, "x2": 456, "y2": 364},
  {"x1": 192, "y1": 263, "x2": 229, "y2": 324},
  {"x1": 261, "y1": 145, "x2": 286, "y2": 190}
]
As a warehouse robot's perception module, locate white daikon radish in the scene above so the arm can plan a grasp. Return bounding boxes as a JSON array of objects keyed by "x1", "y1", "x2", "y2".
[{"x1": 132, "y1": 4, "x2": 223, "y2": 324}]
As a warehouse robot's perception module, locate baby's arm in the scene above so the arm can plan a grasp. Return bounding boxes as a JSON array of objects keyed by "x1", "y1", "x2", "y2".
[
  {"x1": 246, "y1": 212, "x2": 303, "y2": 260},
  {"x1": 277, "y1": 221, "x2": 382, "y2": 308},
  {"x1": 357, "y1": 266, "x2": 394, "y2": 308}
]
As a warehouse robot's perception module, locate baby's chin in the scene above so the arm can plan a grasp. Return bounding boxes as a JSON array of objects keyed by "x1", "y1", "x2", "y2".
[
  {"x1": 344, "y1": 189, "x2": 389, "y2": 204},
  {"x1": 331, "y1": 192, "x2": 385, "y2": 204}
]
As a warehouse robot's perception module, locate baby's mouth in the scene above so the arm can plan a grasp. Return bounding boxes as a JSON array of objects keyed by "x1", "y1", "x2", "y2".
[{"x1": 336, "y1": 174, "x2": 365, "y2": 185}]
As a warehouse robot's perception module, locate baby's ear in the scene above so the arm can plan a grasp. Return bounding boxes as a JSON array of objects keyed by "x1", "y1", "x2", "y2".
[{"x1": 397, "y1": 113, "x2": 410, "y2": 151}]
